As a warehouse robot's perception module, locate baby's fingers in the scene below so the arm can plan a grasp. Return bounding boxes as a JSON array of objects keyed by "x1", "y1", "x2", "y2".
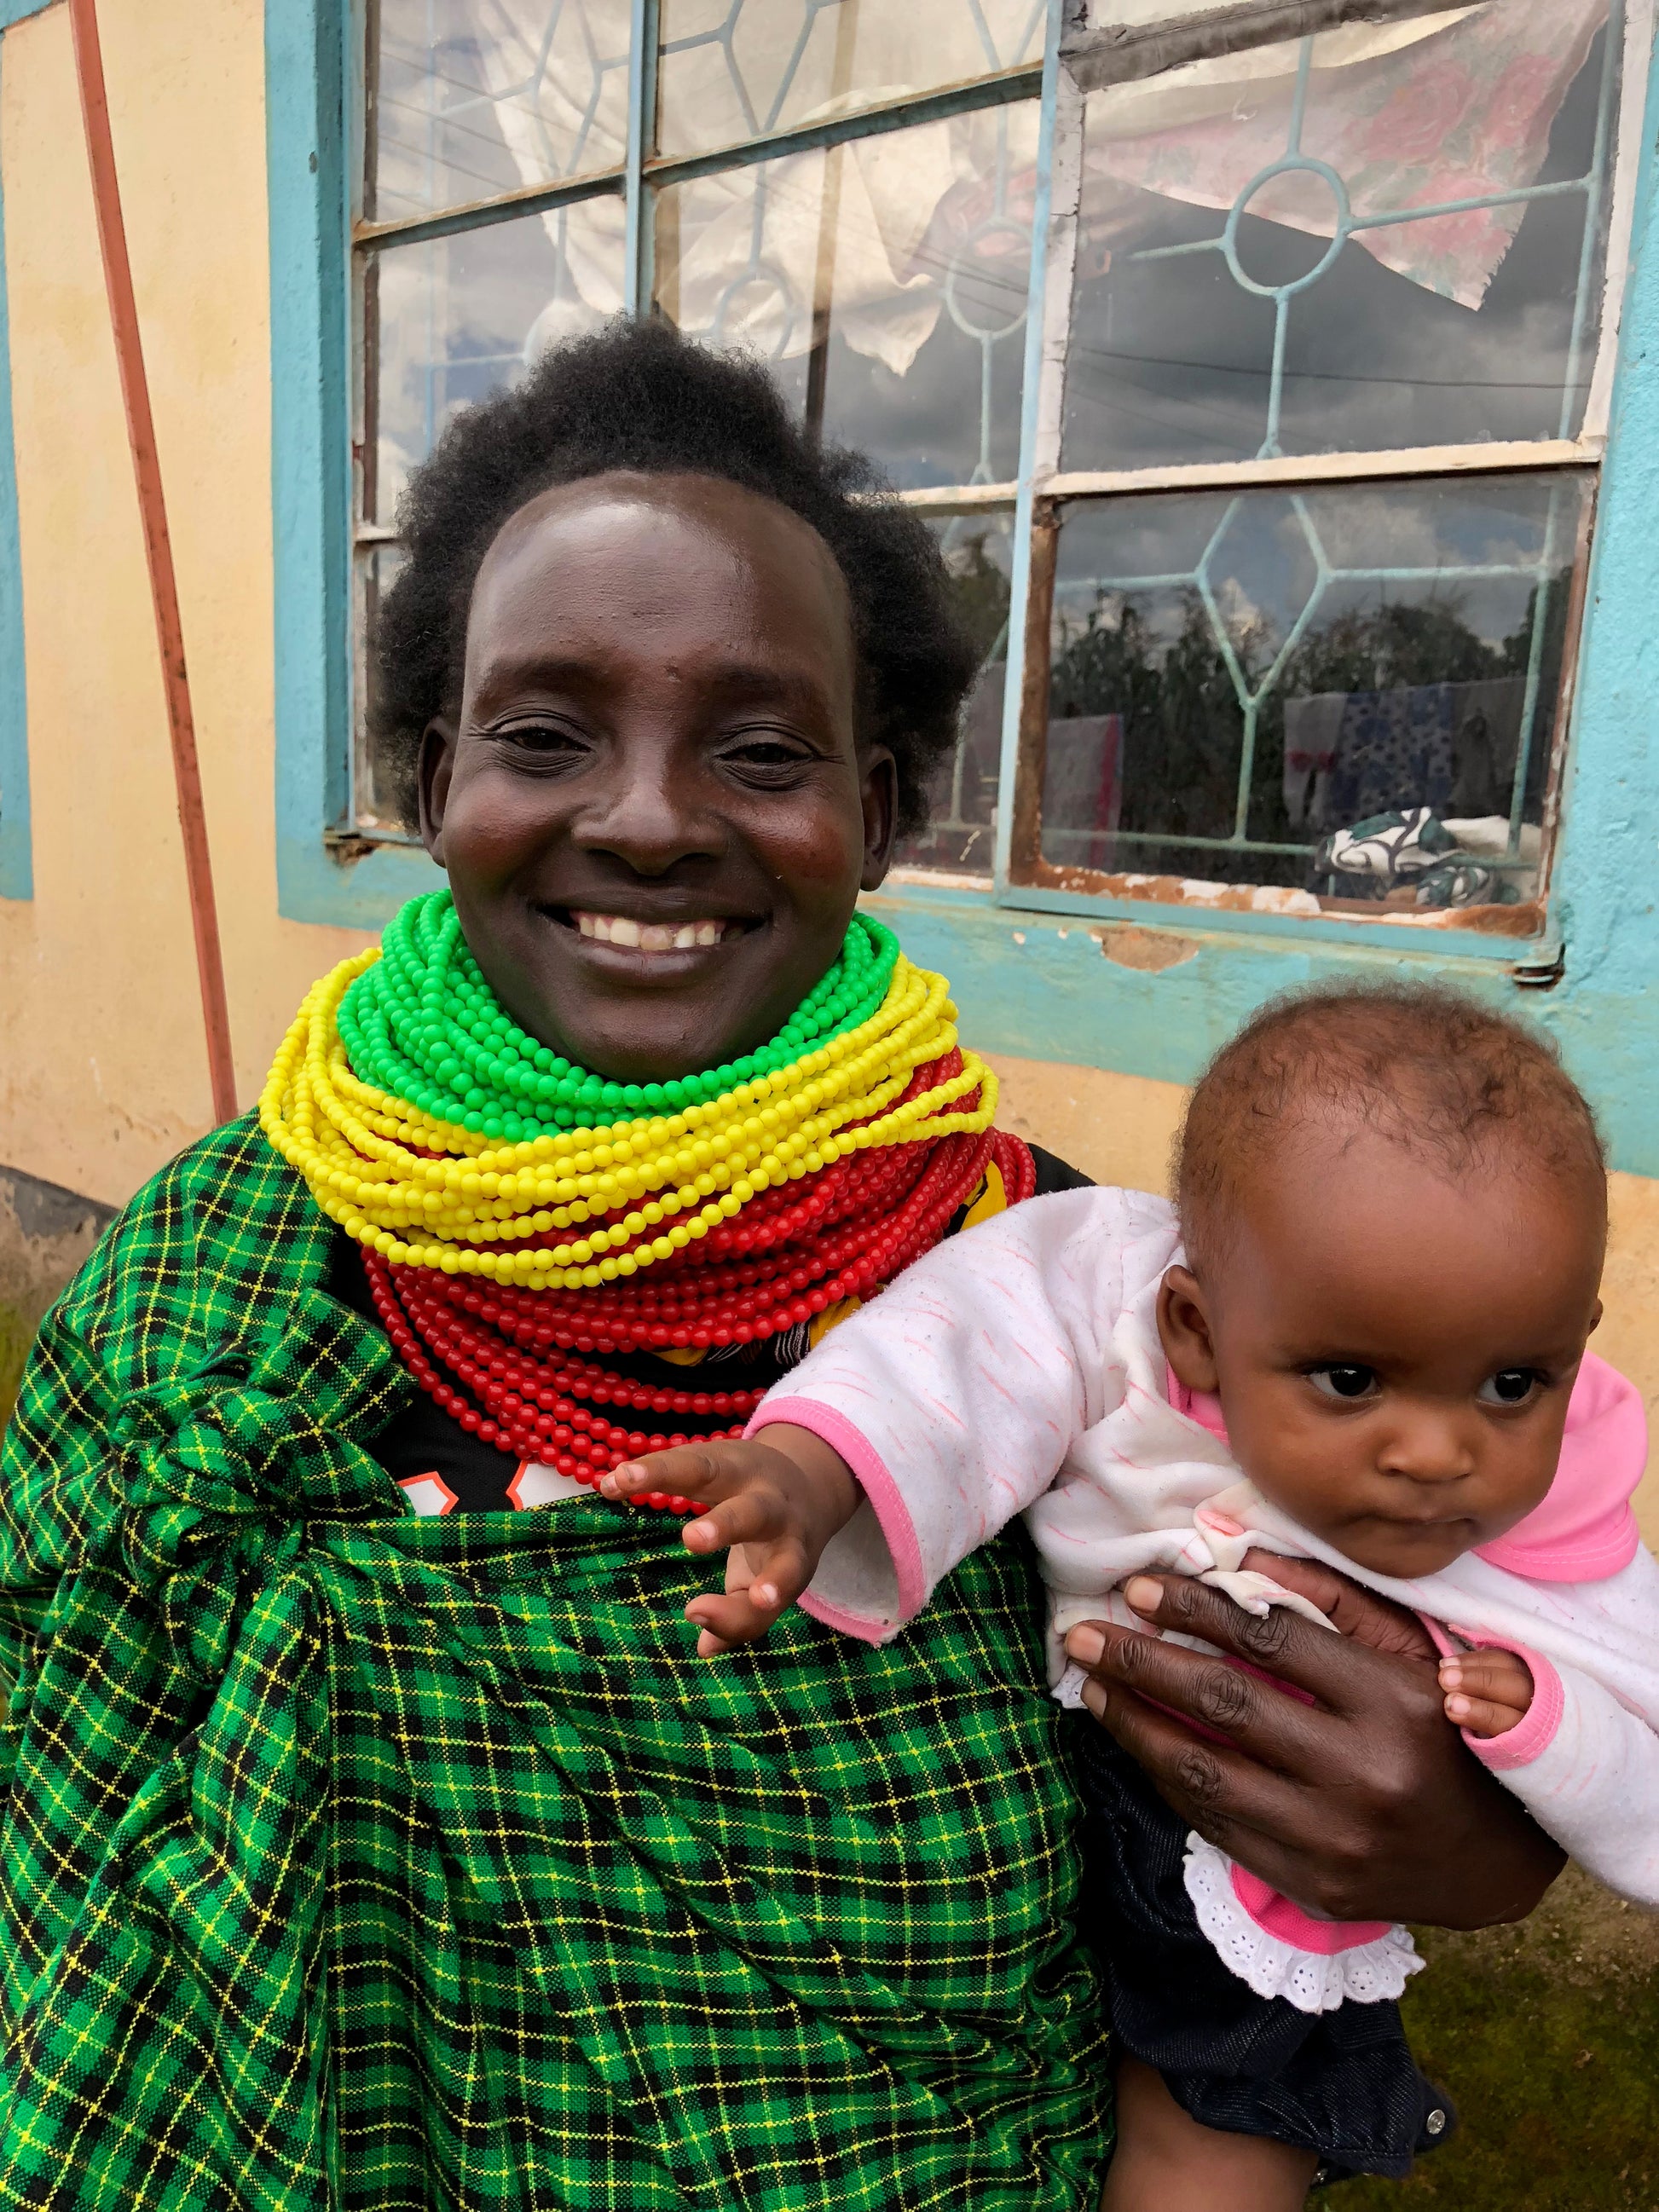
[
  {"x1": 1442, "y1": 1689, "x2": 1529, "y2": 1739},
  {"x1": 685, "y1": 1574, "x2": 809, "y2": 1663}
]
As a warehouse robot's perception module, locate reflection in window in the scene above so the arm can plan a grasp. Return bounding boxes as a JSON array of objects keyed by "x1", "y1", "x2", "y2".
[
  {"x1": 1038, "y1": 476, "x2": 1587, "y2": 914},
  {"x1": 653, "y1": 104, "x2": 1039, "y2": 487},
  {"x1": 656, "y1": 0, "x2": 1043, "y2": 157},
  {"x1": 897, "y1": 516, "x2": 1014, "y2": 874},
  {"x1": 1063, "y1": 0, "x2": 1618, "y2": 466},
  {"x1": 367, "y1": 205, "x2": 623, "y2": 526},
  {"x1": 369, "y1": 0, "x2": 633, "y2": 222}
]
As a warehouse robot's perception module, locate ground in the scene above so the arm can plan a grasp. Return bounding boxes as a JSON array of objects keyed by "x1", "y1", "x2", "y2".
[{"x1": 1317, "y1": 1864, "x2": 1659, "y2": 2209}]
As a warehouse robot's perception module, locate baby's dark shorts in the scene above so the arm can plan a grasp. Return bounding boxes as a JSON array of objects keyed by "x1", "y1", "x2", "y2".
[{"x1": 1066, "y1": 1715, "x2": 1456, "y2": 2181}]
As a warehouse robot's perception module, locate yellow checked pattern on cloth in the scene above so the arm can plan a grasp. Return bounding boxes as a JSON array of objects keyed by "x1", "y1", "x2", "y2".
[{"x1": 259, "y1": 946, "x2": 999, "y2": 1289}]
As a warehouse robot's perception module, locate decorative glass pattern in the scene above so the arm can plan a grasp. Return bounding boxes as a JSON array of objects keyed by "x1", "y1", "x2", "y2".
[
  {"x1": 652, "y1": 103, "x2": 1039, "y2": 485},
  {"x1": 1038, "y1": 472, "x2": 1589, "y2": 906},
  {"x1": 656, "y1": 0, "x2": 1044, "y2": 156},
  {"x1": 369, "y1": 0, "x2": 633, "y2": 222},
  {"x1": 1062, "y1": 0, "x2": 1619, "y2": 466}
]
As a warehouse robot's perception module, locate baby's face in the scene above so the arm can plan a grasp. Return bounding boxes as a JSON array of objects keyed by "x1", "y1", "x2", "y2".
[{"x1": 1159, "y1": 1126, "x2": 1605, "y2": 1580}]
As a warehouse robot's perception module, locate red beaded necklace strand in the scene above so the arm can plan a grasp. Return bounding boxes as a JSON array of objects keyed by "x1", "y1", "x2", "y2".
[{"x1": 364, "y1": 1051, "x2": 1033, "y2": 1513}]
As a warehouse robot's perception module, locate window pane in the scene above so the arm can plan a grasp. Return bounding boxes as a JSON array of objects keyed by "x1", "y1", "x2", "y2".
[
  {"x1": 656, "y1": 0, "x2": 1044, "y2": 158},
  {"x1": 895, "y1": 514, "x2": 1014, "y2": 875},
  {"x1": 355, "y1": 542, "x2": 413, "y2": 834},
  {"x1": 366, "y1": 199, "x2": 625, "y2": 523},
  {"x1": 1036, "y1": 472, "x2": 1588, "y2": 915},
  {"x1": 652, "y1": 104, "x2": 1038, "y2": 488},
  {"x1": 370, "y1": 0, "x2": 633, "y2": 223},
  {"x1": 1062, "y1": 0, "x2": 1619, "y2": 469}
]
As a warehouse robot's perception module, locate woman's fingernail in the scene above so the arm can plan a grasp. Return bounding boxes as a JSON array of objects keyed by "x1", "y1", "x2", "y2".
[
  {"x1": 1081, "y1": 1679, "x2": 1107, "y2": 1718},
  {"x1": 1066, "y1": 1626, "x2": 1105, "y2": 1668},
  {"x1": 1124, "y1": 1576, "x2": 1162, "y2": 1616}
]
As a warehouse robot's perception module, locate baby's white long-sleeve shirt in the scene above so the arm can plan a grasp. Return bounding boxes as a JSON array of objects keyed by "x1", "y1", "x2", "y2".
[{"x1": 754, "y1": 1187, "x2": 1659, "y2": 1936}]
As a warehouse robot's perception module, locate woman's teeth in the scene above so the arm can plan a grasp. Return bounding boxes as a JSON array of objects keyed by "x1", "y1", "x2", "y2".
[{"x1": 573, "y1": 911, "x2": 727, "y2": 952}]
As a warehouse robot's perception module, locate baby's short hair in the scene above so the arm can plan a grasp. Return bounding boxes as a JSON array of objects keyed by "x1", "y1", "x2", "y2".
[{"x1": 1175, "y1": 981, "x2": 1606, "y2": 1274}]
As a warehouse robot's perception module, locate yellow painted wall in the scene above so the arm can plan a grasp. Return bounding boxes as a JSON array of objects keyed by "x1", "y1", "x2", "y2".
[{"x1": 0, "y1": 0, "x2": 370, "y2": 1210}]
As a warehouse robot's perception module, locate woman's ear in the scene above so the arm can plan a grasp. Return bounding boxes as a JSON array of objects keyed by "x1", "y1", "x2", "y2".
[
  {"x1": 858, "y1": 746, "x2": 899, "y2": 891},
  {"x1": 417, "y1": 718, "x2": 458, "y2": 864},
  {"x1": 1158, "y1": 1265, "x2": 1222, "y2": 1394}
]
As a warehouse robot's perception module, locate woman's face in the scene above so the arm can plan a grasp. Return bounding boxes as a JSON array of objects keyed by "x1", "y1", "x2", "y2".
[{"x1": 419, "y1": 471, "x2": 896, "y2": 1083}]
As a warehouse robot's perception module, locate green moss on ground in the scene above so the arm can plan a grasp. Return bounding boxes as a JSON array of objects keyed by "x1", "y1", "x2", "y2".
[{"x1": 1315, "y1": 1866, "x2": 1659, "y2": 2210}]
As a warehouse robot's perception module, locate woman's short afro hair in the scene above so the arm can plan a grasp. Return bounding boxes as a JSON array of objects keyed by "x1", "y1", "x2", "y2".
[{"x1": 373, "y1": 315, "x2": 982, "y2": 835}]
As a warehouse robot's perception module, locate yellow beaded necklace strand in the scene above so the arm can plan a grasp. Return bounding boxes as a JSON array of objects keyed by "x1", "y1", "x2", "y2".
[{"x1": 263, "y1": 943, "x2": 998, "y2": 1290}]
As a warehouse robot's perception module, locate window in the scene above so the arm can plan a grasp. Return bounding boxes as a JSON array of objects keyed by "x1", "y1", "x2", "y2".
[{"x1": 341, "y1": 0, "x2": 1650, "y2": 945}]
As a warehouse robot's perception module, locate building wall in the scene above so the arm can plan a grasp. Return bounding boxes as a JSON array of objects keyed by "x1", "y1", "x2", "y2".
[
  {"x1": 0, "y1": 0, "x2": 369, "y2": 1206},
  {"x1": 0, "y1": 0, "x2": 1657, "y2": 1539}
]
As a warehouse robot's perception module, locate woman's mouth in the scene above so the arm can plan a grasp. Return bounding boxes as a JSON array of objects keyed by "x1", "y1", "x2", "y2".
[{"x1": 569, "y1": 910, "x2": 737, "y2": 953}]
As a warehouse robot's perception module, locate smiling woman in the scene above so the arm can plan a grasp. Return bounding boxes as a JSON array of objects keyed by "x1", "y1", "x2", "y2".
[{"x1": 0, "y1": 320, "x2": 1569, "y2": 2211}]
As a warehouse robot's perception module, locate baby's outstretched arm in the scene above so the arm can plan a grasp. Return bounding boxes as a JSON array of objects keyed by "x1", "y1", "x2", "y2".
[
  {"x1": 602, "y1": 1429, "x2": 858, "y2": 1655},
  {"x1": 1439, "y1": 1649, "x2": 1534, "y2": 1738}
]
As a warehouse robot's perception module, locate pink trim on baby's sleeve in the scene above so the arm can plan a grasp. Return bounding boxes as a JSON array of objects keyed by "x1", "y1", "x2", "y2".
[
  {"x1": 1453, "y1": 1637, "x2": 1565, "y2": 1771},
  {"x1": 748, "y1": 1395, "x2": 928, "y2": 1629},
  {"x1": 1228, "y1": 1864, "x2": 1391, "y2": 1955}
]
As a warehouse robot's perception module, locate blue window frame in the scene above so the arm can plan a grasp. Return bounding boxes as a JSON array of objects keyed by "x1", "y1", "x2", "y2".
[
  {"x1": 268, "y1": 1, "x2": 1659, "y2": 1178},
  {"x1": 0, "y1": 0, "x2": 53, "y2": 901}
]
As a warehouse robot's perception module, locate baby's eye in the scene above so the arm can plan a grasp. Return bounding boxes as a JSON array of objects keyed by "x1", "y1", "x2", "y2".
[
  {"x1": 1308, "y1": 1365, "x2": 1378, "y2": 1401},
  {"x1": 1478, "y1": 1368, "x2": 1541, "y2": 1406}
]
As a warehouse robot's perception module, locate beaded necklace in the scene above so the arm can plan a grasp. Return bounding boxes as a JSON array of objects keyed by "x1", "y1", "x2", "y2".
[{"x1": 266, "y1": 892, "x2": 1032, "y2": 1513}]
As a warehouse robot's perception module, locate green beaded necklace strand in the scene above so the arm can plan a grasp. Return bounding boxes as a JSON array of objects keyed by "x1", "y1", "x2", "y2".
[{"x1": 337, "y1": 889, "x2": 901, "y2": 1144}]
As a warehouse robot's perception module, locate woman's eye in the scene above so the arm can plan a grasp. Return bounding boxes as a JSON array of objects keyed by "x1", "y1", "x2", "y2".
[
  {"x1": 494, "y1": 722, "x2": 587, "y2": 754},
  {"x1": 1478, "y1": 1369, "x2": 1541, "y2": 1406},
  {"x1": 722, "y1": 732, "x2": 812, "y2": 775},
  {"x1": 1308, "y1": 1365, "x2": 1378, "y2": 1401}
]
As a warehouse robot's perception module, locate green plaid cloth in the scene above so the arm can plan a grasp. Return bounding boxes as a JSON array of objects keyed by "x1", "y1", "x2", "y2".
[{"x1": 0, "y1": 1117, "x2": 1109, "y2": 2209}]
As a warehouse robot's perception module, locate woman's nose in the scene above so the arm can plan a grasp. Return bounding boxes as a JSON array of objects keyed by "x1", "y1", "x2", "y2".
[{"x1": 571, "y1": 746, "x2": 721, "y2": 873}]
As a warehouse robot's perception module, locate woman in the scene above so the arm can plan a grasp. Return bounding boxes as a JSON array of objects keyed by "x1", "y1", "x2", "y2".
[{"x1": 0, "y1": 323, "x2": 1560, "y2": 2209}]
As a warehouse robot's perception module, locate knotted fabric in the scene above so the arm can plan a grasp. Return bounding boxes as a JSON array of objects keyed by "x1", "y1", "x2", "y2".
[{"x1": 0, "y1": 1118, "x2": 1108, "y2": 2209}]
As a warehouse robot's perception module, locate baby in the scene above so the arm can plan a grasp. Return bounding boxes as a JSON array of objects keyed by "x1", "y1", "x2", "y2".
[{"x1": 603, "y1": 982, "x2": 1659, "y2": 2206}]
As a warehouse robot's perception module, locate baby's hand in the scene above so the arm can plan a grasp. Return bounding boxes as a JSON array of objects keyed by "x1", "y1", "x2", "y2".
[
  {"x1": 1439, "y1": 1648, "x2": 1535, "y2": 1738},
  {"x1": 600, "y1": 1425, "x2": 859, "y2": 1656}
]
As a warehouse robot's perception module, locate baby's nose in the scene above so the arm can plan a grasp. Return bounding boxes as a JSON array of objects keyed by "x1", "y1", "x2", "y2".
[{"x1": 1376, "y1": 1412, "x2": 1477, "y2": 1483}]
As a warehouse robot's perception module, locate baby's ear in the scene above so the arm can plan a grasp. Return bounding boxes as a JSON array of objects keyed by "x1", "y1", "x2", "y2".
[{"x1": 1157, "y1": 1265, "x2": 1221, "y2": 1393}]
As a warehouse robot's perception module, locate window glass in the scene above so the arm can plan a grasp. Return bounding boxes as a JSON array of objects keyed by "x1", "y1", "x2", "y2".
[
  {"x1": 1037, "y1": 472, "x2": 1588, "y2": 913},
  {"x1": 354, "y1": 543, "x2": 412, "y2": 834},
  {"x1": 366, "y1": 199, "x2": 625, "y2": 525},
  {"x1": 369, "y1": 0, "x2": 633, "y2": 222},
  {"x1": 653, "y1": 103, "x2": 1039, "y2": 487},
  {"x1": 656, "y1": 0, "x2": 1043, "y2": 159},
  {"x1": 897, "y1": 513, "x2": 1015, "y2": 875},
  {"x1": 1062, "y1": 0, "x2": 1618, "y2": 468}
]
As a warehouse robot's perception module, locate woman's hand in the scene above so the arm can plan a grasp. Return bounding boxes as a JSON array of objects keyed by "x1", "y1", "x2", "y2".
[
  {"x1": 602, "y1": 1425, "x2": 859, "y2": 1655},
  {"x1": 1063, "y1": 1552, "x2": 1564, "y2": 1930}
]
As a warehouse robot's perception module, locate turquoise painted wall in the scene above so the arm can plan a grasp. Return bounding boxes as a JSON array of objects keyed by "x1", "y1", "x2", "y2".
[{"x1": 268, "y1": 7, "x2": 1659, "y2": 1178}]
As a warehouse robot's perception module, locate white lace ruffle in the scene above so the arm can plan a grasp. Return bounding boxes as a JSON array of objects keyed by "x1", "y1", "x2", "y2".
[{"x1": 1182, "y1": 1834, "x2": 1425, "y2": 2014}]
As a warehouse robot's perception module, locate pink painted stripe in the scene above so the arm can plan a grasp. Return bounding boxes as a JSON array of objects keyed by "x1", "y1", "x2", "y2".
[{"x1": 748, "y1": 1396, "x2": 928, "y2": 1626}]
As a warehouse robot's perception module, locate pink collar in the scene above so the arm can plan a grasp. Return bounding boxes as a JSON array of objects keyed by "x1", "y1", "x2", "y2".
[{"x1": 1167, "y1": 1349, "x2": 1644, "y2": 1585}]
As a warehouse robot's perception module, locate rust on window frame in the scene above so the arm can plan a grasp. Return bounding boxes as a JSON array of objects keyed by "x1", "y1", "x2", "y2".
[{"x1": 1064, "y1": 0, "x2": 1471, "y2": 94}]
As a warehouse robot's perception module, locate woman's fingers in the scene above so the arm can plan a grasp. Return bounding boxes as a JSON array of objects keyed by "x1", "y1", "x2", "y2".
[
  {"x1": 1078, "y1": 1574, "x2": 1439, "y2": 1738},
  {"x1": 1077, "y1": 1671, "x2": 1341, "y2": 1899},
  {"x1": 1238, "y1": 1551, "x2": 1440, "y2": 1663}
]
